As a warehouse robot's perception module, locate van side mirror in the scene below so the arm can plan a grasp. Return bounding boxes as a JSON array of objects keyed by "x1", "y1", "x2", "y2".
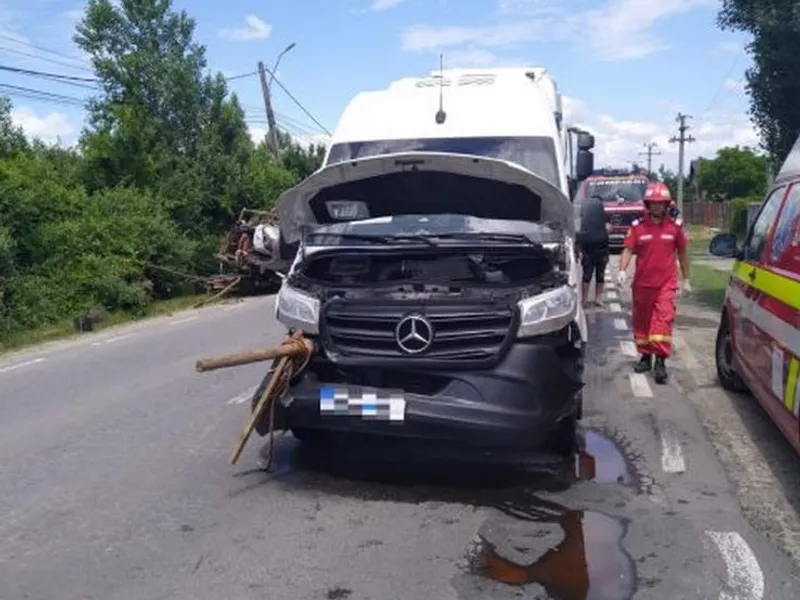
[
  {"x1": 577, "y1": 132, "x2": 595, "y2": 150},
  {"x1": 576, "y1": 150, "x2": 594, "y2": 180},
  {"x1": 708, "y1": 233, "x2": 739, "y2": 258}
]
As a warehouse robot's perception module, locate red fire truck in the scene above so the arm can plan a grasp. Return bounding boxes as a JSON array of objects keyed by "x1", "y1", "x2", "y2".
[{"x1": 574, "y1": 168, "x2": 650, "y2": 252}]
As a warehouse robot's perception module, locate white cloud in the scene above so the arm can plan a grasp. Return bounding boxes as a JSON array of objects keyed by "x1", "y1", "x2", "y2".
[
  {"x1": 220, "y1": 15, "x2": 271, "y2": 42},
  {"x1": 370, "y1": 0, "x2": 409, "y2": 10},
  {"x1": 564, "y1": 95, "x2": 760, "y2": 169},
  {"x1": 401, "y1": 0, "x2": 716, "y2": 61},
  {"x1": 723, "y1": 78, "x2": 745, "y2": 92},
  {"x1": 11, "y1": 107, "x2": 75, "y2": 144}
]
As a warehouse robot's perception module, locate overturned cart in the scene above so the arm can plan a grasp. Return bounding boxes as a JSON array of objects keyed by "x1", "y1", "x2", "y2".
[{"x1": 195, "y1": 150, "x2": 587, "y2": 467}]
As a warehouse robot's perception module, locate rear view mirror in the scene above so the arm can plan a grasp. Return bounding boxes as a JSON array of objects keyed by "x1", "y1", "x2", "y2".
[
  {"x1": 708, "y1": 233, "x2": 739, "y2": 258},
  {"x1": 577, "y1": 132, "x2": 595, "y2": 150},
  {"x1": 576, "y1": 150, "x2": 594, "y2": 180}
]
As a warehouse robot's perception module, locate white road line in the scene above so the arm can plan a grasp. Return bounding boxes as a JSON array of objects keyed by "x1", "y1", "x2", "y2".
[
  {"x1": 706, "y1": 531, "x2": 764, "y2": 600},
  {"x1": 659, "y1": 425, "x2": 686, "y2": 473},
  {"x1": 629, "y1": 373, "x2": 653, "y2": 397},
  {"x1": 614, "y1": 318, "x2": 628, "y2": 330},
  {"x1": 0, "y1": 357, "x2": 46, "y2": 374},
  {"x1": 91, "y1": 333, "x2": 133, "y2": 347},
  {"x1": 609, "y1": 302, "x2": 622, "y2": 312},
  {"x1": 170, "y1": 316, "x2": 198, "y2": 325},
  {"x1": 227, "y1": 387, "x2": 256, "y2": 405},
  {"x1": 606, "y1": 290, "x2": 619, "y2": 300},
  {"x1": 620, "y1": 341, "x2": 638, "y2": 357}
]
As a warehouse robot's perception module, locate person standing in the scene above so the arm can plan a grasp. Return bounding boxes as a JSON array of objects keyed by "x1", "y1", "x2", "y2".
[
  {"x1": 616, "y1": 182, "x2": 691, "y2": 384},
  {"x1": 577, "y1": 194, "x2": 612, "y2": 307}
]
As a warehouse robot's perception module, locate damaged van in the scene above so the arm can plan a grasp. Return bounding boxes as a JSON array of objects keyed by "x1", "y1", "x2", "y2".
[{"x1": 256, "y1": 67, "x2": 595, "y2": 455}]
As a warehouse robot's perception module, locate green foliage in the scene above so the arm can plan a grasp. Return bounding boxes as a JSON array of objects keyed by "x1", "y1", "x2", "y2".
[
  {"x1": 0, "y1": 0, "x2": 326, "y2": 339},
  {"x1": 729, "y1": 195, "x2": 763, "y2": 239},
  {"x1": 718, "y1": 0, "x2": 800, "y2": 160},
  {"x1": 693, "y1": 146, "x2": 767, "y2": 200}
]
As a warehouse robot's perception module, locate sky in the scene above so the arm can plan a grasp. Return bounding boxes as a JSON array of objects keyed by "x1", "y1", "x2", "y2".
[{"x1": 0, "y1": 0, "x2": 757, "y2": 172}]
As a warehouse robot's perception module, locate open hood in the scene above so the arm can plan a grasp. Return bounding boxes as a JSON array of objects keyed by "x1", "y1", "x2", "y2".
[{"x1": 276, "y1": 151, "x2": 573, "y2": 244}]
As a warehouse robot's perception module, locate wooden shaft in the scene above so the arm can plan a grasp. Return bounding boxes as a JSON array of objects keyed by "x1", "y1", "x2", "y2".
[{"x1": 195, "y1": 338, "x2": 313, "y2": 372}]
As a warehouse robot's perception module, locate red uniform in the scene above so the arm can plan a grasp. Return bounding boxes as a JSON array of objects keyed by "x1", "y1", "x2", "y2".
[{"x1": 624, "y1": 206, "x2": 687, "y2": 358}]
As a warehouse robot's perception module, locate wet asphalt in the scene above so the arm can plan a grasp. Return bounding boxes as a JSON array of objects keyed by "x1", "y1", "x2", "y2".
[{"x1": 0, "y1": 285, "x2": 798, "y2": 600}]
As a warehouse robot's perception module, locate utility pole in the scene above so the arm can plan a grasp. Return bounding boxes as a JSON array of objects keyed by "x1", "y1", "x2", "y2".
[
  {"x1": 669, "y1": 113, "x2": 695, "y2": 215},
  {"x1": 258, "y1": 60, "x2": 280, "y2": 159},
  {"x1": 257, "y1": 42, "x2": 297, "y2": 161},
  {"x1": 639, "y1": 142, "x2": 661, "y2": 175}
]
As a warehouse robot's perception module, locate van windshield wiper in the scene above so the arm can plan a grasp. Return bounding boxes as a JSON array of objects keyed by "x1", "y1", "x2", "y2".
[
  {"x1": 304, "y1": 232, "x2": 438, "y2": 246},
  {"x1": 418, "y1": 232, "x2": 539, "y2": 245}
]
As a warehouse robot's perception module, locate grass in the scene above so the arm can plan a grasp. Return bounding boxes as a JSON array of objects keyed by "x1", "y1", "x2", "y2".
[
  {"x1": 0, "y1": 293, "x2": 213, "y2": 356},
  {"x1": 689, "y1": 263, "x2": 731, "y2": 312}
]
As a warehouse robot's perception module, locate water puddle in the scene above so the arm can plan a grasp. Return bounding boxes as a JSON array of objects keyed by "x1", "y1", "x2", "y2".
[
  {"x1": 573, "y1": 431, "x2": 635, "y2": 485},
  {"x1": 470, "y1": 499, "x2": 636, "y2": 600}
]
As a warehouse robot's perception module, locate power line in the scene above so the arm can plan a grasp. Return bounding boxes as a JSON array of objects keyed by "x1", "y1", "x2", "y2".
[
  {"x1": 700, "y1": 55, "x2": 741, "y2": 116},
  {"x1": 259, "y1": 62, "x2": 331, "y2": 135},
  {"x1": 0, "y1": 63, "x2": 99, "y2": 90},
  {"x1": 225, "y1": 71, "x2": 257, "y2": 81},
  {"x1": 0, "y1": 83, "x2": 87, "y2": 107},
  {"x1": 0, "y1": 44, "x2": 94, "y2": 73},
  {"x1": 669, "y1": 113, "x2": 695, "y2": 213},
  {"x1": 0, "y1": 32, "x2": 90, "y2": 67}
]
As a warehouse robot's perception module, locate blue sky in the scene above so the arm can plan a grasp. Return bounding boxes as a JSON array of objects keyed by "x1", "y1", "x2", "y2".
[{"x1": 0, "y1": 0, "x2": 756, "y2": 170}]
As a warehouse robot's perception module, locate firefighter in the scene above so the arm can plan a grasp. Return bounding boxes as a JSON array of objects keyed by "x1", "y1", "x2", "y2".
[{"x1": 616, "y1": 182, "x2": 691, "y2": 384}]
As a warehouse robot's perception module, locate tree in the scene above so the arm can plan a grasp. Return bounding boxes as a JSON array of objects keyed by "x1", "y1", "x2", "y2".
[
  {"x1": 693, "y1": 145, "x2": 767, "y2": 200},
  {"x1": 718, "y1": 1, "x2": 800, "y2": 160}
]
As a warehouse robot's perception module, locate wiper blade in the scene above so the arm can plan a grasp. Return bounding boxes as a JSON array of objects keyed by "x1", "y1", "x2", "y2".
[
  {"x1": 304, "y1": 232, "x2": 438, "y2": 246},
  {"x1": 423, "y1": 232, "x2": 538, "y2": 245}
]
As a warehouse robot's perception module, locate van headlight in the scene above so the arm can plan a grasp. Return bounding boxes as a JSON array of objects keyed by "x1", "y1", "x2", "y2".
[
  {"x1": 517, "y1": 285, "x2": 577, "y2": 338},
  {"x1": 276, "y1": 284, "x2": 320, "y2": 334}
]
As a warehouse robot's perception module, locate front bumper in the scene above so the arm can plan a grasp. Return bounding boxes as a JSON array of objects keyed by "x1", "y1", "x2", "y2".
[{"x1": 270, "y1": 339, "x2": 584, "y2": 449}]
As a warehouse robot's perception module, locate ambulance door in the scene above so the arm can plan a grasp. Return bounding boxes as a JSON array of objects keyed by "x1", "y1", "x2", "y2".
[
  {"x1": 736, "y1": 185, "x2": 788, "y2": 385},
  {"x1": 760, "y1": 182, "x2": 800, "y2": 444}
]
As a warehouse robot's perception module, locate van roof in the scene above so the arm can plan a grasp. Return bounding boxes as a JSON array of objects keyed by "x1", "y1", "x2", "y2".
[
  {"x1": 329, "y1": 67, "x2": 561, "y2": 145},
  {"x1": 775, "y1": 133, "x2": 800, "y2": 185}
]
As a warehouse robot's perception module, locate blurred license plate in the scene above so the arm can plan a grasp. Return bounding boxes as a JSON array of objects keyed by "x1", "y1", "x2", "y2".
[{"x1": 319, "y1": 386, "x2": 406, "y2": 422}]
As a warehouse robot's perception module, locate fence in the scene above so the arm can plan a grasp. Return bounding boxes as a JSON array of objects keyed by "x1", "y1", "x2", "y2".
[{"x1": 683, "y1": 201, "x2": 732, "y2": 230}]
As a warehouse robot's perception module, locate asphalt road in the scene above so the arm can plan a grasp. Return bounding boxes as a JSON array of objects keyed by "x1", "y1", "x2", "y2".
[{"x1": 0, "y1": 273, "x2": 798, "y2": 600}]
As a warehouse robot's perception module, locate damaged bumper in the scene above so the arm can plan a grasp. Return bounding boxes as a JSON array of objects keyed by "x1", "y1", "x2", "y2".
[{"x1": 272, "y1": 339, "x2": 583, "y2": 448}]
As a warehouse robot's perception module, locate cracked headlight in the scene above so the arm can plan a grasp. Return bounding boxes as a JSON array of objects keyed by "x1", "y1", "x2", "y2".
[
  {"x1": 517, "y1": 285, "x2": 577, "y2": 338},
  {"x1": 275, "y1": 284, "x2": 320, "y2": 334}
]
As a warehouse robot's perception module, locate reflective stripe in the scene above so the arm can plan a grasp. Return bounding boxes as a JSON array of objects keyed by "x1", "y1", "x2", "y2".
[
  {"x1": 731, "y1": 261, "x2": 800, "y2": 312},
  {"x1": 786, "y1": 358, "x2": 799, "y2": 413},
  {"x1": 728, "y1": 284, "x2": 800, "y2": 359}
]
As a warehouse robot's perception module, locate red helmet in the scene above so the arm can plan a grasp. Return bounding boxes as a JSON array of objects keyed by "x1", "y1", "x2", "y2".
[{"x1": 643, "y1": 181, "x2": 672, "y2": 203}]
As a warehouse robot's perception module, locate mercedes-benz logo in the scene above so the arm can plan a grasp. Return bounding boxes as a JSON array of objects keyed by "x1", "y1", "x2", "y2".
[{"x1": 395, "y1": 314, "x2": 434, "y2": 354}]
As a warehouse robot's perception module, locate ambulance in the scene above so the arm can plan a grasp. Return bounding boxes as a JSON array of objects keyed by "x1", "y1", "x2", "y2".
[{"x1": 708, "y1": 134, "x2": 800, "y2": 454}]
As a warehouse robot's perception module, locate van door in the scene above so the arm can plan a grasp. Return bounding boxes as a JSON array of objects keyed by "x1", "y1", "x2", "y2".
[
  {"x1": 760, "y1": 182, "x2": 800, "y2": 444},
  {"x1": 733, "y1": 185, "x2": 788, "y2": 387}
]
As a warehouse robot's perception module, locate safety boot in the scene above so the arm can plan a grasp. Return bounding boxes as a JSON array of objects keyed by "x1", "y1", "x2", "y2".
[
  {"x1": 634, "y1": 354, "x2": 652, "y2": 373},
  {"x1": 653, "y1": 356, "x2": 668, "y2": 384}
]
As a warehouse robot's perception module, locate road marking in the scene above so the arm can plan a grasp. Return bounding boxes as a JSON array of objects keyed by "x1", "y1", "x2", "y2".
[
  {"x1": 227, "y1": 387, "x2": 256, "y2": 405},
  {"x1": 614, "y1": 318, "x2": 628, "y2": 330},
  {"x1": 91, "y1": 333, "x2": 133, "y2": 346},
  {"x1": 606, "y1": 290, "x2": 619, "y2": 300},
  {"x1": 0, "y1": 357, "x2": 46, "y2": 374},
  {"x1": 620, "y1": 341, "x2": 638, "y2": 357},
  {"x1": 170, "y1": 316, "x2": 198, "y2": 325},
  {"x1": 609, "y1": 302, "x2": 622, "y2": 312},
  {"x1": 706, "y1": 531, "x2": 764, "y2": 600},
  {"x1": 659, "y1": 424, "x2": 686, "y2": 473},
  {"x1": 629, "y1": 373, "x2": 652, "y2": 397}
]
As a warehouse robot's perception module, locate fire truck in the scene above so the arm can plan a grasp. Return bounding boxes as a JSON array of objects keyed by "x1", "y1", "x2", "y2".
[{"x1": 573, "y1": 168, "x2": 650, "y2": 252}]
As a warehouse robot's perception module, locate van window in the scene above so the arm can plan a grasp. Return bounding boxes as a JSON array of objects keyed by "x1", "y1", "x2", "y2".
[
  {"x1": 326, "y1": 136, "x2": 559, "y2": 189},
  {"x1": 743, "y1": 186, "x2": 786, "y2": 262},
  {"x1": 582, "y1": 177, "x2": 649, "y2": 204},
  {"x1": 770, "y1": 183, "x2": 800, "y2": 263}
]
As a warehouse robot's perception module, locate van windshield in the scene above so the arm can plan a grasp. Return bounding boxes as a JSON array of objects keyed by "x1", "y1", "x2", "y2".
[
  {"x1": 325, "y1": 136, "x2": 559, "y2": 189},
  {"x1": 583, "y1": 177, "x2": 649, "y2": 204}
]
